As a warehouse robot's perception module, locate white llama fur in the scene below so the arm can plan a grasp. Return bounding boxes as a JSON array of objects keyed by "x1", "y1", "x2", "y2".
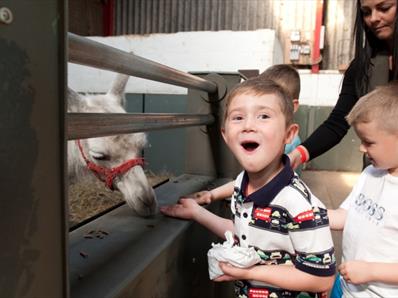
[{"x1": 67, "y1": 74, "x2": 158, "y2": 216}]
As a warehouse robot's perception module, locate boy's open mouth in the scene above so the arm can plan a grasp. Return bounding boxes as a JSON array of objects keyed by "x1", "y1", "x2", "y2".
[{"x1": 241, "y1": 141, "x2": 259, "y2": 152}]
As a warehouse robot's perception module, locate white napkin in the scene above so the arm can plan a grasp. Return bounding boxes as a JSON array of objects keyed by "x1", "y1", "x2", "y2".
[{"x1": 207, "y1": 231, "x2": 261, "y2": 280}]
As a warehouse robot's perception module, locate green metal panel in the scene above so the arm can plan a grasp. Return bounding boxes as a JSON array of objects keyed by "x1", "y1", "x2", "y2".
[
  {"x1": 125, "y1": 77, "x2": 238, "y2": 178},
  {"x1": 140, "y1": 94, "x2": 188, "y2": 176},
  {"x1": 0, "y1": 0, "x2": 68, "y2": 297},
  {"x1": 125, "y1": 93, "x2": 144, "y2": 112},
  {"x1": 294, "y1": 104, "x2": 310, "y2": 141},
  {"x1": 185, "y1": 73, "x2": 242, "y2": 178},
  {"x1": 296, "y1": 106, "x2": 362, "y2": 172}
]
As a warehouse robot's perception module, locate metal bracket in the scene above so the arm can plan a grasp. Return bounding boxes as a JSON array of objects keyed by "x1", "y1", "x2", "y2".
[
  {"x1": 0, "y1": 7, "x2": 13, "y2": 24},
  {"x1": 199, "y1": 73, "x2": 228, "y2": 103}
]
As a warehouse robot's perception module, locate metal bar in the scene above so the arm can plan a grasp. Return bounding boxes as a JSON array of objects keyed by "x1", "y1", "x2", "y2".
[
  {"x1": 68, "y1": 32, "x2": 218, "y2": 93},
  {"x1": 1, "y1": 1, "x2": 68, "y2": 297},
  {"x1": 67, "y1": 113, "x2": 215, "y2": 140}
]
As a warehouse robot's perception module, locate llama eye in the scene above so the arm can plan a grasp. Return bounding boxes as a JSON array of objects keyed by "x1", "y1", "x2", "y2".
[{"x1": 89, "y1": 151, "x2": 109, "y2": 161}]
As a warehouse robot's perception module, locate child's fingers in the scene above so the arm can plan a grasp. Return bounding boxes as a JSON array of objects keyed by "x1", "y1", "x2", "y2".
[
  {"x1": 338, "y1": 264, "x2": 351, "y2": 283},
  {"x1": 338, "y1": 262, "x2": 345, "y2": 272},
  {"x1": 219, "y1": 262, "x2": 240, "y2": 276},
  {"x1": 160, "y1": 204, "x2": 182, "y2": 216},
  {"x1": 159, "y1": 205, "x2": 174, "y2": 215},
  {"x1": 213, "y1": 274, "x2": 235, "y2": 282}
]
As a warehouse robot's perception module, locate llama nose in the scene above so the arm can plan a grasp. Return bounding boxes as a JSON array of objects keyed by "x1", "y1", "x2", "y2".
[{"x1": 109, "y1": 177, "x2": 120, "y2": 190}]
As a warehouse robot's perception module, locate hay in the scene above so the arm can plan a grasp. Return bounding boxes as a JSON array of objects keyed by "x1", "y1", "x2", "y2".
[{"x1": 68, "y1": 171, "x2": 172, "y2": 227}]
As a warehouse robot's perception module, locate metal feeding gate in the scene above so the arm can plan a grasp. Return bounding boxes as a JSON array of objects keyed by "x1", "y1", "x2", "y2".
[
  {"x1": 67, "y1": 33, "x2": 240, "y2": 298},
  {"x1": 1, "y1": 3, "x2": 242, "y2": 297}
]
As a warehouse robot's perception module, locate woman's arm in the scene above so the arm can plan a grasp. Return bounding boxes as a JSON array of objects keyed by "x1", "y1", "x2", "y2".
[{"x1": 299, "y1": 59, "x2": 361, "y2": 161}]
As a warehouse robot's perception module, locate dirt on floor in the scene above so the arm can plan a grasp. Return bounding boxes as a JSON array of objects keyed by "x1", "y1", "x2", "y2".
[{"x1": 68, "y1": 171, "x2": 172, "y2": 228}]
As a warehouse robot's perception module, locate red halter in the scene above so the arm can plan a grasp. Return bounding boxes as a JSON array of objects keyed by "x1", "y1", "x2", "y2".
[{"x1": 76, "y1": 140, "x2": 144, "y2": 190}]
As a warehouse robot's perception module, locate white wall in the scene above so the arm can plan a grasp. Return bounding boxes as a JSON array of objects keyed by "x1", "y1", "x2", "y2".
[
  {"x1": 68, "y1": 30, "x2": 344, "y2": 107},
  {"x1": 299, "y1": 70, "x2": 344, "y2": 106},
  {"x1": 68, "y1": 29, "x2": 282, "y2": 95}
]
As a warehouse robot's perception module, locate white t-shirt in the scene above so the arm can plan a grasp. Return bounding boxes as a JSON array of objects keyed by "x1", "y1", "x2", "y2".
[{"x1": 340, "y1": 166, "x2": 398, "y2": 297}]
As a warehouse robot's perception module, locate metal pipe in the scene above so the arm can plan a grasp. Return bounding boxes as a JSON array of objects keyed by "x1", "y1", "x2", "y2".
[
  {"x1": 67, "y1": 113, "x2": 215, "y2": 140},
  {"x1": 68, "y1": 33, "x2": 218, "y2": 94}
]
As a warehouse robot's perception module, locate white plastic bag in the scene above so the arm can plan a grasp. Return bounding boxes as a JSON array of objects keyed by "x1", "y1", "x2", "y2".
[{"x1": 207, "y1": 231, "x2": 261, "y2": 280}]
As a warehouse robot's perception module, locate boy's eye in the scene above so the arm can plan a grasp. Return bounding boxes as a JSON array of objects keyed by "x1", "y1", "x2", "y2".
[
  {"x1": 231, "y1": 115, "x2": 243, "y2": 121},
  {"x1": 362, "y1": 141, "x2": 374, "y2": 147},
  {"x1": 258, "y1": 114, "x2": 269, "y2": 120}
]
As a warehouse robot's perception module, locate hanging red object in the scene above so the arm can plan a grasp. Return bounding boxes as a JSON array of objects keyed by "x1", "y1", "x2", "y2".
[
  {"x1": 312, "y1": 0, "x2": 324, "y2": 73},
  {"x1": 103, "y1": 0, "x2": 114, "y2": 36}
]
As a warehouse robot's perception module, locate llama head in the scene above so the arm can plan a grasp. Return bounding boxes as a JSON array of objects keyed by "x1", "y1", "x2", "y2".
[{"x1": 68, "y1": 74, "x2": 158, "y2": 217}]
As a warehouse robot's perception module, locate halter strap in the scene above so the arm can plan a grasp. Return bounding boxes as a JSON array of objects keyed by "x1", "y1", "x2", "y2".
[{"x1": 76, "y1": 140, "x2": 144, "y2": 190}]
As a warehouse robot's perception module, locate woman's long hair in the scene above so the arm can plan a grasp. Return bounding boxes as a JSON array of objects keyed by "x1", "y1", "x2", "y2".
[{"x1": 353, "y1": 0, "x2": 398, "y2": 95}]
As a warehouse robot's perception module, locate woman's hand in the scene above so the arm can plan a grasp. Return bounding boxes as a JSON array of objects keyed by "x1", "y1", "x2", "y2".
[
  {"x1": 288, "y1": 145, "x2": 309, "y2": 169},
  {"x1": 288, "y1": 149, "x2": 303, "y2": 169}
]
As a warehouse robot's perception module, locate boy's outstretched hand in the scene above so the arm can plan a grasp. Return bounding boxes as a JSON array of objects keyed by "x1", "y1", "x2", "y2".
[
  {"x1": 160, "y1": 198, "x2": 201, "y2": 220},
  {"x1": 185, "y1": 190, "x2": 212, "y2": 205}
]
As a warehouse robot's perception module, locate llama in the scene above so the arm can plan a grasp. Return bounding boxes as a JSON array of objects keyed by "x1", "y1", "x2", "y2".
[{"x1": 67, "y1": 74, "x2": 158, "y2": 217}]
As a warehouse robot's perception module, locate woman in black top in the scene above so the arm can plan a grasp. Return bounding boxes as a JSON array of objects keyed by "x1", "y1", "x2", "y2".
[{"x1": 289, "y1": 0, "x2": 398, "y2": 169}]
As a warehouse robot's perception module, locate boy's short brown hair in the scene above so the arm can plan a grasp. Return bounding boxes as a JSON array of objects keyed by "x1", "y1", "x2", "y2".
[
  {"x1": 223, "y1": 77, "x2": 294, "y2": 126},
  {"x1": 346, "y1": 81, "x2": 398, "y2": 133},
  {"x1": 259, "y1": 64, "x2": 300, "y2": 99}
]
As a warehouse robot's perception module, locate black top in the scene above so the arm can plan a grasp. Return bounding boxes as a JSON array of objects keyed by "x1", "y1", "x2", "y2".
[{"x1": 302, "y1": 58, "x2": 391, "y2": 160}]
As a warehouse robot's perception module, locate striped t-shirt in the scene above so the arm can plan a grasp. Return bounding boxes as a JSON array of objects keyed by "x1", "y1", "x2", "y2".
[{"x1": 231, "y1": 156, "x2": 336, "y2": 298}]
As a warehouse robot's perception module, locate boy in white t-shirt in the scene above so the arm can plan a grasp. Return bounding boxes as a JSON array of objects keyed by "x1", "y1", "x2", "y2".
[
  {"x1": 161, "y1": 78, "x2": 335, "y2": 297},
  {"x1": 328, "y1": 82, "x2": 398, "y2": 297}
]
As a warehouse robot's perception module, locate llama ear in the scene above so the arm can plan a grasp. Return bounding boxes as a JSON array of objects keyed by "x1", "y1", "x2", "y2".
[
  {"x1": 107, "y1": 73, "x2": 129, "y2": 107},
  {"x1": 67, "y1": 88, "x2": 83, "y2": 112}
]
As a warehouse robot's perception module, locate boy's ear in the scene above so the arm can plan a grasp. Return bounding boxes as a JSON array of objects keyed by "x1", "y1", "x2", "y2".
[
  {"x1": 292, "y1": 99, "x2": 299, "y2": 113},
  {"x1": 285, "y1": 123, "x2": 299, "y2": 144},
  {"x1": 221, "y1": 127, "x2": 228, "y2": 144}
]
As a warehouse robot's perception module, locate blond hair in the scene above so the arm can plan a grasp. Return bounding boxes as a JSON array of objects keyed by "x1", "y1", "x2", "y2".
[
  {"x1": 259, "y1": 64, "x2": 300, "y2": 99},
  {"x1": 346, "y1": 81, "x2": 398, "y2": 133},
  {"x1": 223, "y1": 77, "x2": 294, "y2": 126}
]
